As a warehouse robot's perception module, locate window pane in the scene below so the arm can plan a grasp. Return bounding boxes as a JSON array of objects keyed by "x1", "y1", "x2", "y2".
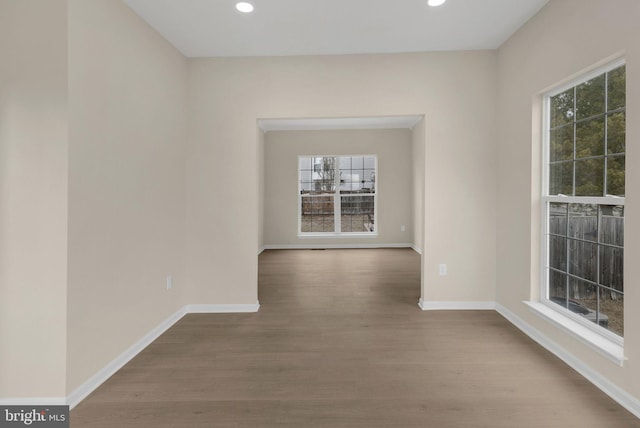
[
  {"x1": 340, "y1": 195, "x2": 375, "y2": 233},
  {"x1": 339, "y1": 176, "x2": 353, "y2": 192},
  {"x1": 549, "y1": 162, "x2": 572, "y2": 195},
  {"x1": 576, "y1": 117, "x2": 604, "y2": 159},
  {"x1": 607, "y1": 112, "x2": 625, "y2": 154},
  {"x1": 599, "y1": 246, "x2": 623, "y2": 291},
  {"x1": 568, "y1": 204, "x2": 597, "y2": 241},
  {"x1": 339, "y1": 157, "x2": 351, "y2": 170},
  {"x1": 599, "y1": 205, "x2": 624, "y2": 246},
  {"x1": 362, "y1": 170, "x2": 375, "y2": 191},
  {"x1": 549, "y1": 125, "x2": 573, "y2": 162},
  {"x1": 548, "y1": 236, "x2": 567, "y2": 271},
  {"x1": 340, "y1": 174, "x2": 359, "y2": 193},
  {"x1": 311, "y1": 157, "x2": 336, "y2": 193},
  {"x1": 550, "y1": 88, "x2": 574, "y2": 128},
  {"x1": 549, "y1": 203, "x2": 568, "y2": 236},
  {"x1": 607, "y1": 65, "x2": 625, "y2": 111},
  {"x1": 599, "y1": 289, "x2": 623, "y2": 336},
  {"x1": 300, "y1": 169, "x2": 312, "y2": 183},
  {"x1": 576, "y1": 74, "x2": 605, "y2": 120},
  {"x1": 300, "y1": 196, "x2": 334, "y2": 232},
  {"x1": 575, "y1": 158, "x2": 604, "y2": 196},
  {"x1": 545, "y1": 64, "x2": 625, "y2": 338},
  {"x1": 299, "y1": 156, "x2": 312, "y2": 170},
  {"x1": 363, "y1": 156, "x2": 376, "y2": 169},
  {"x1": 568, "y1": 240, "x2": 597, "y2": 282},
  {"x1": 548, "y1": 270, "x2": 567, "y2": 303},
  {"x1": 606, "y1": 155, "x2": 625, "y2": 196},
  {"x1": 351, "y1": 156, "x2": 364, "y2": 169},
  {"x1": 339, "y1": 156, "x2": 377, "y2": 194},
  {"x1": 568, "y1": 277, "x2": 602, "y2": 327}
]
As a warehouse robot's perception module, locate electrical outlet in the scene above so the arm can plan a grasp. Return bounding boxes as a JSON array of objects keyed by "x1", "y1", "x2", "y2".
[
  {"x1": 438, "y1": 264, "x2": 447, "y2": 276},
  {"x1": 401, "y1": 225, "x2": 406, "y2": 232},
  {"x1": 166, "y1": 275, "x2": 173, "y2": 290}
]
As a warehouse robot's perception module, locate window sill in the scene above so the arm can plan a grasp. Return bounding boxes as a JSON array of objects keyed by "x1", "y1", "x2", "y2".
[
  {"x1": 524, "y1": 301, "x2": 625, "y2": 366},
  {"x1": 298, "y1": 233, "x2": 378, "y2": 238}
]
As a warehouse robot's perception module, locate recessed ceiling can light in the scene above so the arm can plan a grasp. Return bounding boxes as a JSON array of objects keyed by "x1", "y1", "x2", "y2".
[
  {"x1": 428, "y1": 0, "x2": 446, "y2": 6},
  {"x1": 236, "y1": 2, "x2": 254, "y2": 13}
]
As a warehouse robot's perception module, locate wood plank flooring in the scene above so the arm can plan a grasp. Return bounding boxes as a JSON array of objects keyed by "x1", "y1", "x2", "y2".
[{"x1": 71, "y1": 249, "x2": 640, "y2": 427}]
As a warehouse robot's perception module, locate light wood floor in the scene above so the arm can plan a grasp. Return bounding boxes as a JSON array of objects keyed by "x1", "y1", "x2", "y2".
[{"x1": 71, "y1": 249, "x2": 640, "y2": 427}]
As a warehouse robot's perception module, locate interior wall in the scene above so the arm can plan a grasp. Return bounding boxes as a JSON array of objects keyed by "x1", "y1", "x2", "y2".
[
  {"x1": 66, "y1": 0, "x2": 188, "y2": 392},
  {"x1": 258, "y1": 127, "x2": 265, "y2": 251},
  {"x1": 0, "y1": 0, "x2": 68, "y2": 399},
  {"x1": 263, "y1": 128, "x2": 413, "y2": 247},
  {"x1": 411, "y1": 118, "x2": 425, "y2": 253},
  {"x1": 187, "y1": 51, "x2": 498, "y2": 305},
  {"x1": 497, "y1": 0, "x2": 640, "y2": 403}
]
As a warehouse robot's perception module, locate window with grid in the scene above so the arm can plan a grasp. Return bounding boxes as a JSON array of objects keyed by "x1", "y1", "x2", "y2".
[
  {"x1": 299, "y1": 155, "x2": 376, "y2": 235},
  {"x1": 543, "y1": 61, "x2": 625, "y2": 339}
]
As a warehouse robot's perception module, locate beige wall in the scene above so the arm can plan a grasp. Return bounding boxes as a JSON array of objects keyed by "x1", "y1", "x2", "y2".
[
  {"x1": 258, "y1": 128, "x2": 265, "y2": 251},
  {"x1": 497, "y1": 0, "x2": 640, "y2": 402},
  {"x1": 263, "y1": 129, "x2": 413, "y2": 246},
  {"x1": 66, "y1": 0, "x2": 188, "y2": 392},
  {"x1": 411, "y1": 118, "x2": 425, "y2": 253},
  {"x1": 187, "y1": 51, "x2": 498, "y2": 304},
  {"x1": 0, "y1": 0, "x2": 68, "y2": 398}
]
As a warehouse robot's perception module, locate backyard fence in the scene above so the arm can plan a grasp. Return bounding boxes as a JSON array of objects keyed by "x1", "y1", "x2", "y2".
[{"x1": 549, "y1": 214, "x2": 624, "y2": 300}]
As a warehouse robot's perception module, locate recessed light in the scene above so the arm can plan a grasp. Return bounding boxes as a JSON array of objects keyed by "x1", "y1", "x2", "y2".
[
  {"x1": 236, "y1": 2, "x2": 254, "y2": 13},
  {"x1": 428, "y1": 0, "x2": 446, "y2": 6}
]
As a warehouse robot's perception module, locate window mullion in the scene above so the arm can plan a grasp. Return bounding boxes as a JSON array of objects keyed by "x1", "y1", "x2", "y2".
[
  {"x1": 334, "y1": 157, "x2": 341, "y2": 233},
  {"x1": 567, "y1": 86, "x2": 578, "y2": 196},
  {"x1": 604, "y1": 71, "x2": 609, "y2": 196},
  {"x1": 565, "y1": 203, "x2": 570, "y2": 308},
  {"x1": 596, "y1": 205, "x2": 602, "y2": 325}
]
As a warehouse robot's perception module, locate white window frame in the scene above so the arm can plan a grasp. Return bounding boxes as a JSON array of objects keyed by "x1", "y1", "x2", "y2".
[
  {"x1": 298, "y1": 155, "x2": 378, "y2": 237},
  {"x1": 538, "y1": 58, "x2": 626, "y2": 352}
]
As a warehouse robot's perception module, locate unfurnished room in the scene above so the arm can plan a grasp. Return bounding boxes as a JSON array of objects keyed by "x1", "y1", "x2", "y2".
[{"x1": 1, "y1": 0, "x2": 639, "y2": 427}]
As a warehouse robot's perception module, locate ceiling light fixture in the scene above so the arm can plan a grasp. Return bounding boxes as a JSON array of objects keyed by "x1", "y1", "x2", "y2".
[
  {"x1": 427, "y1": 0, "x2": 446, "y2": 6},
  {"x1": 236, "y1": 2, "x2": 254, "y2": 13}
]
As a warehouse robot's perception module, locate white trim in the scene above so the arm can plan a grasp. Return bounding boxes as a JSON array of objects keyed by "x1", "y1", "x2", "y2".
[
  {"x1": 14, "y1": 299, "x2": 638, "y2": 420},
  {"x1": 417, "y1": 299, "x2": 496, "y2": 311},
  {"x1": 539, "y1": 57, "x2": 627, "y2": 353},
  {"x1": 298, "y1": 154, "x2": 378, "y2": 235},
  {"x1": 264, "y1": 243, "x2": 413, "y2": 250},
  {"x1": 66, "y1": 306, "x2": 187, "y2": 409},
  {"x1": 411, "y1": 246, "x2": 422, "y2": 255},
  {"x1": 66, "y1": 302, "x2": 260, "y2": 409},
  {"x1": 523, "y1": 301, "x2": 624, "y2": 364},
  {"x1": 543, "y1": 195, "x2": 625, "y2": 206},
  {"x1": 496, "y1": 303, "x2": 640, "y2": 420},
  {"x1": 258, "y1": 115, "x2": 422, "y2": 132},
  {"x1": 298, "y1": 232, "x2": 378, "y2": 238},
  {"x1": 185, "y1": 303, "x2": 260, "y2": 313},
  {"x1": 0, "y1": 397, "x2": 66, "y2": 406},
  {"x1": 257, "y1": 246, "x2": 265, "y2": 255},
  {"x1": 544, "y1": 57, "x2": 626, "y2": 98}
]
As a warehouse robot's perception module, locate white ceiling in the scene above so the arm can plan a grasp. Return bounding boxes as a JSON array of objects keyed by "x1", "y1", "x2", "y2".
[{"x1": 122, "y1": 0, "x2": 550, "y2": 58}]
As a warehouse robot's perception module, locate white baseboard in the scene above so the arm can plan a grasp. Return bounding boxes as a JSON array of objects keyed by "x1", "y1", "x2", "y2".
[
  {"x1": 496, "y1": 303, "x2": 640, "y2": 420},
  {"x1": 263, "y1": 243, "x2": 413, "y2": 250},
  {"x1": 185, "y1": 303, "x2": 260, "y2": 313},
  {"x1": 66, "y1": 306, "x2": 187, "y2": 409},
  {"x1": 418, "y1": 298, "x2": 496, "y2": 311},
  {"x1": 21, "y1": 299, "x2": 640, "y2": 420},
  {"x1": 0, "y1": 397, "x2": 66, "y2": 406},
  {"x1": 66, "y1": 301, "x2": 260, "y2": 409},
  {"x1": 411, "y1": 246, "x2": 423, "y2": 255}
]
